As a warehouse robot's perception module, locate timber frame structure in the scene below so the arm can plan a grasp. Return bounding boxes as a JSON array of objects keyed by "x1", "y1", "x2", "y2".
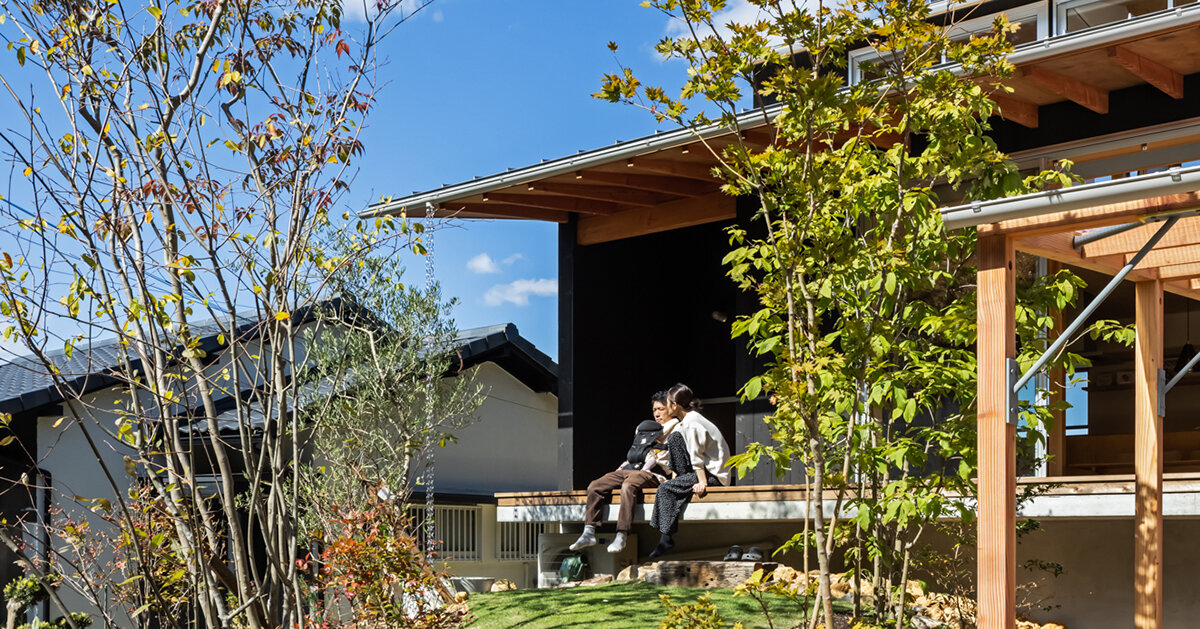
[
  {"x1": 946, "y1": 170, "x2": 1200, "y2": 629},
  {"x1": 369, "y1": 0, "x2": 1200, "y2": 625}
]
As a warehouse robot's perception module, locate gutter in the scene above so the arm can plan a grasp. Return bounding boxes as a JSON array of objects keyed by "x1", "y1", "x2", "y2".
[
  {"x1": 940, "y1": 164, "x2": 1200, "y2": 230},
  {"x1": 360, "y1": 104, "x2": 784, "y2": 218}
]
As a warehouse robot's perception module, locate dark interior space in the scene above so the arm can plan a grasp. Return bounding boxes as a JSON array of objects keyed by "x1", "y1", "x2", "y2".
[
  {"x1": 990, "y1": 72, "x2": 1200, "y2": 153},
  {"x1": 566, "y1": 219, "x2": 743, "y2": 488}
]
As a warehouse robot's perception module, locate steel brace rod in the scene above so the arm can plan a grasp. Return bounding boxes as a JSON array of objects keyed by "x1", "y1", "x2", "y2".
[
  {"x1": 1165, "y1": 344, "x2": 1200, "y2": 394},
  {"x1": 1072, "y1": 221, "x2": 1144, "y2": 250},
  {"x1": 1013, "y1": 216, "x2": 1180, "y2": 394}
]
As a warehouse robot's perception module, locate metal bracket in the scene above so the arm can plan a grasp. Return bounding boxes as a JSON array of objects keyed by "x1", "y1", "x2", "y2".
[
  {"x1": 1158, "y1": 368, "x2": 1167, "y2": 418},
  {"x1": 1007, "y1": 358, "x2": 1020, "y2": 425}
]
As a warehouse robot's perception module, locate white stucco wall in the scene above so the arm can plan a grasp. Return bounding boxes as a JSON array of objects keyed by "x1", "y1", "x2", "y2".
[{"x1": 430, "y1": 361, "x2": 558, "y2": 495}]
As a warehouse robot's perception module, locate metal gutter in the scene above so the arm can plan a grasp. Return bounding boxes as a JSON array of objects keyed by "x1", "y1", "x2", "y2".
[
  {"x1": 364, "y1": 5, "x2": 1200, "y2": 219},
  {"x1": 360, "y1": 104, "x2": 783, "y2": 218},
  {"x1": 1007, "y1": 2, "x2": 1200, "y2": 64},
  {"x1": 940, "y1": 164, "x2": 1200, "y2": 230}
]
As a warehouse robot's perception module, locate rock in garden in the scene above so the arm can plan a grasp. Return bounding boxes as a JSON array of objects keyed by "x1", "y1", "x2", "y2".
[
  {"x1": 489, "y1": 579, "x2": 517, "y2": 592},
  {"x1": 617, "y1": 562, "x2": 659, "y2": 582},
  {"x1": 580, "y1": 574, "x2": 614, "y2": 586}
]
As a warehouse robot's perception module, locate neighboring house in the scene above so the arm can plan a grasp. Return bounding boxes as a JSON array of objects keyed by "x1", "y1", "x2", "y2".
[
  {"x1": 366, "y1": 2, "x2": 1200, "y2": 626},
  {"x1": 0, "y1": 312, "x2": 559, "y2": 616}
]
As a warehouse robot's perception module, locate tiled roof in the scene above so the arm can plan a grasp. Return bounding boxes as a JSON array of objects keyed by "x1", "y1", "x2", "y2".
[{"x1": 0, "y1": 309, "x2": 556, "y2": 422}]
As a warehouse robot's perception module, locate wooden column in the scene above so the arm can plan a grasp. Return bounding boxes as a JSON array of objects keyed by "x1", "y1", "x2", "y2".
[
  {"x1": 1134, "y1": 279, "x2": 1164, "y2": 629},
  {"x1": 976, "y1": 235, "x2": 1017, "y2": 629},
  {"x1": 1046, "y1": 263, "x2": 1068, "y2": 477}
]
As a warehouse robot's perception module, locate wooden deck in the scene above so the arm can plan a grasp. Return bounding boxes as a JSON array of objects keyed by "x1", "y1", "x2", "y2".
[{"x1": 495, "y1": 472, "x2": 1200, "y2": 521}]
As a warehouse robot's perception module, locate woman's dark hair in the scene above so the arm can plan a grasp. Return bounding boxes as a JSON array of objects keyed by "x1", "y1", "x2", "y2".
[
  {"x1": 651, "y1": 390, "x2": 669, "y2": 405},
  {"x1": 667, "y1": 383, "x2": 701, "y2": 411}
]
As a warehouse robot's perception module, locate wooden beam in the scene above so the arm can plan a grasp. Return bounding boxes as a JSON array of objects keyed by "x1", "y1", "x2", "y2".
[
  {"x1": 976, "y1": 234, "x2": 1017, "y2": 629},
  {"x1": 1079, "y1": 216, "x2": 1200, "y2": 258},
  {"x1": 629, "y1": 157, "x2": 723, "y2": 182},
  {"x1": 990, "y1": 93, "x2": 1039, "y2": 129},
  {"x1": 1109, "y1": 46, "x2": 1184, "y2": 99},
  {"x1": 577, "y1": 192, "x2": 735, "y2": 246},
  {"x1": 1013, "y1": 233, "x2": 1159, "y2": 282},
  {"x1": 976, "y1": 192, "x2": 1200, "y2": 237},
  {"x1": 1134, "y1": 279, "x2": 1164, "y2": 629},
  {"x1": 1123, "y1": 243, "x2": 1200, "y2": 268},
  {"x1": 1046, "y1": 260, "x2": 1067, "y2": 477},
  {"x1": 1156, "y1": 262, "x2": 1200, "y2": 280},
  {"x1": 484, "y1": 192, "x2": 622, "y2": 215},
  {"x1": 1021, "y1": 66, "x2": 1109, "y2": 114},
  {"x1": 438, "y1": 202, "x2": 569, "y2": 223},
  {"x1": 578, "y1": 171, "x2": 716, "y2": 197},
  {"x1": 530, "y1": 182, "x2": 673, "y2": 207}
]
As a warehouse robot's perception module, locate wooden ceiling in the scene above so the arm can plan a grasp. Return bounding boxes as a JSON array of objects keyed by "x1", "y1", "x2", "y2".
[{"x1": 991, "y1": 21, "x2": 1200, "y2": 127}]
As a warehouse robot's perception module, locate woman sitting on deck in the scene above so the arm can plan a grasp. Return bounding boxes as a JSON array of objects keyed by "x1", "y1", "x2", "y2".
[
  {"x1": 647, "y1": 383, "x2": 731, "y2": 559},
  {"x1": 569, "y1": 390, "x2": 679, "y2": 554}
]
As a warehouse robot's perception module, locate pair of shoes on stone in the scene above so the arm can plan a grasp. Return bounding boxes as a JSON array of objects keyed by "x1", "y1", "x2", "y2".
[{"x1": 723, "y1": 545, "x2": 764, "y2": 561}]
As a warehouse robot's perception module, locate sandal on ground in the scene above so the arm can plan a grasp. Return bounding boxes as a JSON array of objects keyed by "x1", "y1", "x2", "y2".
[
  {"x1": 741, "y1": 546, "x2": 764, "y2": 562},
  {"x1": 722, "y1": 545, "x2": 743, "y2": 561}
]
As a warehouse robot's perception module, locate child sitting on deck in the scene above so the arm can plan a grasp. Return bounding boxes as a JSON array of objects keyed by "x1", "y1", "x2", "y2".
[{"x1": 569, "y1": 390, "x2": 679, "y2": 553}]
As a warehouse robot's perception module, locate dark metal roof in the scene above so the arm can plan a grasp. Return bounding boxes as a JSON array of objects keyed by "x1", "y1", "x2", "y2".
[
  {"x1": 0, "y1": 309, "x2": 265, "y2": 416},
  {"x1": 1, "y1": 313, "x2": 556, "y2": 422}
]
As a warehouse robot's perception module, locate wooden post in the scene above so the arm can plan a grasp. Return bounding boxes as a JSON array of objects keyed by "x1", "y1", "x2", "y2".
[
  {"x1": 1046, "y1": 261, "x2": 1067, "y2": 477},
  {"x1": 976, "y1": 235, "x2": 1017, "y2": 629},
  {"x1": 1134, "y1": 279, "x2": 1164, "y2": 629}
]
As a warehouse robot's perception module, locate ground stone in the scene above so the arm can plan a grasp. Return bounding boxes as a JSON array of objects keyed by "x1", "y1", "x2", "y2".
[
  {"x1": 580, "y1": 574, "x2": 614, "y2": 586},
  {"x1": 652, "y1": 561, "x2": 778, "y2": 588},
  {"x1": 489, "y1": 579, "x2": 517, "y2": 592},
  {"x1": 617, "y1": 562, "x2": 660, "y2": 582}
]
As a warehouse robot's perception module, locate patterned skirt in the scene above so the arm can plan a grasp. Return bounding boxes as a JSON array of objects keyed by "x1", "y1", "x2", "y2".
[{"x1": 649, "y1": 432, "x2": 720, "y2": 534}]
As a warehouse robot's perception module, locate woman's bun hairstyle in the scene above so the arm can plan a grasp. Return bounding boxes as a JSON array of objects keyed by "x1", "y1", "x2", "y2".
[{"x1": 667, "y1": 383, "x2": 701, "y2": 411}]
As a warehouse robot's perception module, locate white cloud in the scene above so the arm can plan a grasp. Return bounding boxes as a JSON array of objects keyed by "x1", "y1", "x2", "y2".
[
  {"x1": 664, "y1": 0, "x2": 765, "y2": 39},
  {"x1": 484, "y1": 278, "x2": 557, "y2": 307},
  {"x1": 502, "y1": 253, "x2": 525, "y2": 265},
  {"x1": 467, "y1": 253, "x2": 501, "y2": 274},
  {"x1": 662, "y1": 0, "x2": 817, "y2": 44},
  {"x1": 341, "y1": 0, "x2": 435, "y2": 23}
]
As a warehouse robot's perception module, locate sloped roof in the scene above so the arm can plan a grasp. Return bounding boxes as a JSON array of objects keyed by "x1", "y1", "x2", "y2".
[
  {"x1": 0, "y1": 312, "x2": 556, "y2": 420},
  {"x1": 0, "y1": 310, "x2": 264, "y2": 416}
]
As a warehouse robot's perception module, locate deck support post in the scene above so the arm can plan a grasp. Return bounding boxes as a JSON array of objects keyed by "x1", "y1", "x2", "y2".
[
  {"x1": 1134, "y1": 279, "x2": 1164, "y2": 629},
  {"x1": 976, "y1": 235, "x2": 1017, "y2": 629}
]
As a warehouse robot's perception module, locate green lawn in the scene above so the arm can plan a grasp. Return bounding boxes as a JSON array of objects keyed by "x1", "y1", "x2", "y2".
[{"x1": 465, "y1": 580, "x2": 851, "y2": 629}]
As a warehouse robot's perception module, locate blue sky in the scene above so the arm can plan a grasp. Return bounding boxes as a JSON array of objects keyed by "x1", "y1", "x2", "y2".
[
  {"x1": 0, "y1": 1, "x2": 748, "y2": 361},
  {"x1": 349, "y1": 1, "x2": 721, "y2": 359}
]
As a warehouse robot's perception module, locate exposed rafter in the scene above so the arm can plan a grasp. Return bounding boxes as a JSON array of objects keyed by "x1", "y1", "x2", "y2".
[
  {"x1": 1108, "y1": 46, "x2": 1184, "y2": 99},
  {"x1": 1022, "y1": 66, "x2": 1109, "y2": 114},
  {"x1": 528, "y1": 182, "x2": 674, "y2": 207},
  {"x1": 629, "y1": 157, "x2": 723, "y2": 181},
  {"x1": 438, "y1": 202, "x2": 570, "y2": 223},
  {"x1": 990, "y1": 93, "x2": 1039, "y2": 129},
  {"x1": 1124, "y1": 243, "x2": 1200, "y2": 268},
  {"x1": 483, "y1": 192, "x2": 622, "y2": 215},
  {"x1": 1079, "y1": 216, "x2": 1200, "y2": 257},
  {"x1": 1157, "y1": 262, "x2": 1200, "y2": 279},
  {"x1": 578, "y1": 171, "x2": 715, "y2": 196}
]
